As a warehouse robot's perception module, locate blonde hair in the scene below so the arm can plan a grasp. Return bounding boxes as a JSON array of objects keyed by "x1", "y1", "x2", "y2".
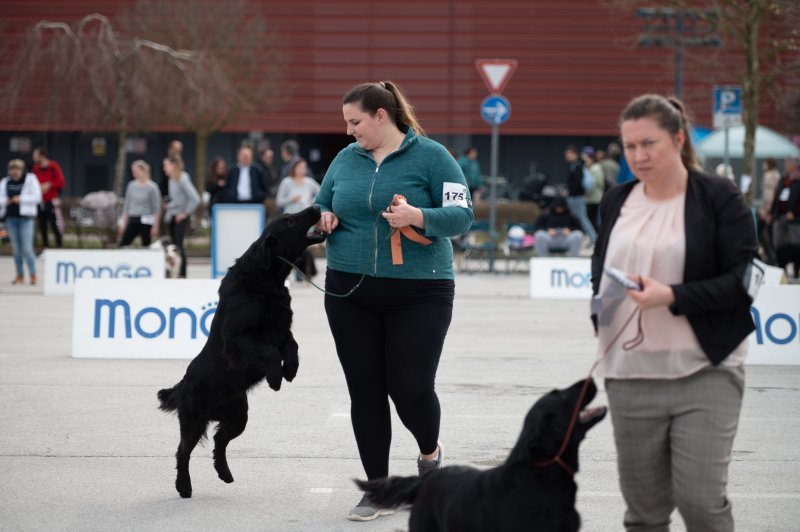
[
  {"x1": 7, "y1": 158, "x2": 25, "y2": 171},
  {"x1": 131, "y1": 160, "x2": 151, "y2": 180},
  {"x1": 165, "y1": 155, "x2": 185, "y2": 180},
  {"x1": 343, "y1": 80, "x2": 426, "y2": 136}
]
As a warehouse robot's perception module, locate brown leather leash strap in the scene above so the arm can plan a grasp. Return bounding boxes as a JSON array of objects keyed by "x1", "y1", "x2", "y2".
[{"x1": 388, "y1": 194, "x2": 431, "y2": 265}]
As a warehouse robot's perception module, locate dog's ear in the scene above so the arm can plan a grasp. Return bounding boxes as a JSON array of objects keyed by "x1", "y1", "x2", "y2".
[
  {"x1": 527, "y1": 412, "x2": 560, "y2": 459},
  {"x1": 256, "y1": 234, "x2": 275, "y2": 265}
]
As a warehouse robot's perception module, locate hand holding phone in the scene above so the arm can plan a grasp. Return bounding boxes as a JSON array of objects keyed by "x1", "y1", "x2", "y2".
[{"x1": 605, "y1": 266, "x2": 642, "y2": 291}]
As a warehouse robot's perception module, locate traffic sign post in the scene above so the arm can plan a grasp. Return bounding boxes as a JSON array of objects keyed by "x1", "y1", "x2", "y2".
[
  {"x1": 476, "y1": 60, "x2": 517, "y2": 272},
  {"x1": 713, "y1": 85, "x2": 743, "y2": 179},
  {"x1": 713, "y1": 85, "x2": 743, "y2": 128}
]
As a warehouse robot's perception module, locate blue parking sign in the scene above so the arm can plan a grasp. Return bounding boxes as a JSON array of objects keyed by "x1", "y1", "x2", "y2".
[{"x1": 713, "y1": 86, "x2": 742, "y2": 128}]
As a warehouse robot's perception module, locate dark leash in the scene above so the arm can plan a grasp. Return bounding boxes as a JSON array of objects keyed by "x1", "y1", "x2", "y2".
[
  {"x1": 278, "y1": 254, "x2": 366, "y2": 298},
  {"x1": 277, "y1": 211, "x2": 387, "y2": 298},
  {"x1": 534, "y1": 304, "x2": 644, "y2": 477}
]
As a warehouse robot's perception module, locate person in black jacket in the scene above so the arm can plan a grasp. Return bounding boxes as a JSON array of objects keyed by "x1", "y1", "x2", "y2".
[
  {"x1": 564, "y1": 144, "x2": 597, "y2": 244},
  {"x1": 591, "y1": 94, "x2": 756, "y2": 532},
  {"x1": 204, "y1": 157, "x2": 227, "y2": 219},
  {"x1": 770, "y1": 157, "x2": 800, "y2": 278},
  {"x1": 533, "y1": 196, "x2": 583, "y2": 256},
  {"x1": 222, "y1": 146, "x2": 267, "y2": 204}
]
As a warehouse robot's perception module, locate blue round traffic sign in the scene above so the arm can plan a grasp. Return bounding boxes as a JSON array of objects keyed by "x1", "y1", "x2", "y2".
[{"x1": 480, "y1": 95, "x2": 511, "y2": 126}]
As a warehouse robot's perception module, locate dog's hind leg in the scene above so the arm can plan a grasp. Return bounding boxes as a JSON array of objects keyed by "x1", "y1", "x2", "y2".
[
  {"x1": 213, "y1": 395, "x2": 248, "y2": 484},
  {"x1": 408, "y1": 504, "x2": 439, "y2": 532},
  {"x1": 175, "y1": 411, "x2": 206, "y2": 498}
]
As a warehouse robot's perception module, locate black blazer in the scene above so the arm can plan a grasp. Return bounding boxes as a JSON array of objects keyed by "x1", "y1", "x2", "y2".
[
  {"x1": 591, "y1": 170, "x2": 757, "y2": 365},
  {"x1": 222, "y1": 164, "x2": 267, "y2": 204}
]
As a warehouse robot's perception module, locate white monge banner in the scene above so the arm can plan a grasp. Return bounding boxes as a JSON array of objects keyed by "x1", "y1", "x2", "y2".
[
  {"x1": 72, "y1": 278, "x2": 220, "y2": 359},
  {"x1": 529, "y1": 257, "x2": 798, "y2": 365},
  {"x1": 748, "y1": 286, "x2": 800, "y2": 365},
  {"x1": 529, "y1": 257, "x2": 592, "y2": 300},
  {"x1": 45, "y1": 248, "x2": 165, "y2": 295}
]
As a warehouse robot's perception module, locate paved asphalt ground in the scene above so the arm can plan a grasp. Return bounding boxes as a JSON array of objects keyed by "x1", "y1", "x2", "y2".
[{"x1": 1, "y1": 255, "x2": 798, "y2": 531}]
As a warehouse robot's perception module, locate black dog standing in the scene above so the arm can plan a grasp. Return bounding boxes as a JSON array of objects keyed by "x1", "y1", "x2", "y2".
[
  {"x1": 158, "y1": 205, "x2": 325, "y2": 498},
  {"x1": 357, "y1": 379, "x2": 607, "y2": 532}
]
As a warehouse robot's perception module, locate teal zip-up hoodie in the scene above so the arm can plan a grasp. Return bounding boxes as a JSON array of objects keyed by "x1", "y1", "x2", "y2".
[{"x1": 315, "y1": 128, "x2": 473, "y2": 280}]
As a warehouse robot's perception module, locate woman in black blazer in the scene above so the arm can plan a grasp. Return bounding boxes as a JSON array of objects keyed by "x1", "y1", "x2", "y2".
[{"x1": 591, "y1": 94, "x2": 757, "y2": 532}]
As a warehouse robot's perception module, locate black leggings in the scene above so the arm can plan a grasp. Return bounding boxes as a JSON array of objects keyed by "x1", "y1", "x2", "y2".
[
  {"x1": 324, "y1": 269, "x2": 454, "y2": 480},
  {"x1": 38, "y1": 201, "x2": 62, "y2": 248},
  {"x1": 118, "y1": 217, "x2": 153, "y2": 247}
]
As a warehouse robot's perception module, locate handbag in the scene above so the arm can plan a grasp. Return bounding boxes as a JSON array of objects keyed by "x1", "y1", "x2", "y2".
[{"x1": 772, "y1": 218, "x2": 800, "y2": 248}]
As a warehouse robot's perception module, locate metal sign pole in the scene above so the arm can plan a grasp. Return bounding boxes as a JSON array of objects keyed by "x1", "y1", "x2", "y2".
[
  {"x1": 476, "y1": 60, "x2": 515, "y2": 274},
  {"x1": 489, "y1": 123, "x2": 499, "y2": 272}
]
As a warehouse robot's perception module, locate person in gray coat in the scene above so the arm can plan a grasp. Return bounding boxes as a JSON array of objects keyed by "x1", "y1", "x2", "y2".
[
  {"x1": 118, "y1": 160, "x2": 161, "y2": 247},
  {"x1": 163, "y1": 155, "x2": 200, "y2": 278}
]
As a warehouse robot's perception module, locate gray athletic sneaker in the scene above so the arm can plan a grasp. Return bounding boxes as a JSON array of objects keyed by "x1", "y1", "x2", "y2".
[
  {"x1": 417, "y1": 442, "x2": 443, "y2": 477},
  {"x1": 347, "y1": 495, "x2": 395, "y2": 522}
]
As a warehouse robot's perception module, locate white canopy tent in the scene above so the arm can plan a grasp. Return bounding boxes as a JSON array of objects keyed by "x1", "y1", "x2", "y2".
[{"x1": 695, "y1": 125, "x2": 800, "y2": 160}]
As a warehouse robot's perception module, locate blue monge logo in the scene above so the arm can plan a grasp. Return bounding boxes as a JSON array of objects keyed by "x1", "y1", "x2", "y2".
[
  {"x1": 57, "y1": 262, "x2": 152, "y2": 285},
  {"x1": 750, "y1": 307, "x2": 798, "y2": 345},
  {"x1": 550, "y1": 268, "x2": 591, "y2": 289},
  {"x1": 93, "y1": 299, "x2": 217, "y2": 340}
]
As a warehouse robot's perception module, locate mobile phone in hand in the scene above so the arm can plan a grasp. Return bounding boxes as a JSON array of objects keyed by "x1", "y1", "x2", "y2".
[{"x1": 605, "y1": 266, "x2": 642, "y2": 290}]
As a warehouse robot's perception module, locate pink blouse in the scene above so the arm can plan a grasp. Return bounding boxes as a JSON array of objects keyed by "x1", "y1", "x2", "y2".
[{"x1": 596, "y1": 183, "x2": 746, "y2": 379}]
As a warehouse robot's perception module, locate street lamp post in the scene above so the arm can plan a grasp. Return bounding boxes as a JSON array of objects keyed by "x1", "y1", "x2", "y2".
[{"x1": 636, "y1": 8, "x2": 723, "y2": 100}]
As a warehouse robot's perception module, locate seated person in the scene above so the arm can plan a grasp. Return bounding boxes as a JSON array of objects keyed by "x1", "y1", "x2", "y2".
[{"x1": 534, "y1": 196, "x2": 584, "y2": 257}]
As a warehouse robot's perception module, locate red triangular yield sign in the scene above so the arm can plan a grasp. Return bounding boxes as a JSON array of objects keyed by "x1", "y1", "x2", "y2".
[{"x1": 475, "y1": 59, "x2": 518, "y2": 94}]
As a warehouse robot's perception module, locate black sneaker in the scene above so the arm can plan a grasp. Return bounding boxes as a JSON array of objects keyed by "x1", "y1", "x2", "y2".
[
  {"x1": 347, "y1": 495, "x2": 395, "y2": 521},
  {"x1": 417, "y1": 442, "x2": 443, "y2": 477}
]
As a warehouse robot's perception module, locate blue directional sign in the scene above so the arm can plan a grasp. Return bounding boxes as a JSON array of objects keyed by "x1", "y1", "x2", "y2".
[
  {"x1": 713, "y1": 85, "x2": 742, "y2": 128},
  {"x1": 481, "y1": 95, "x2": 511, "y2": 126}
]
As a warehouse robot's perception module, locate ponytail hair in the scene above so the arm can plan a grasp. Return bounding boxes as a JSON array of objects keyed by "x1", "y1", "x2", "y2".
[
  {"x1": 343, "y1": 81, "x2": 426, "y2": 137},
  {"x1": 620, "y1": 94, "x2": 700, "y2": 171},
  {"x1": 165, "y1": 154, "x2": 185, "y2": 180}
]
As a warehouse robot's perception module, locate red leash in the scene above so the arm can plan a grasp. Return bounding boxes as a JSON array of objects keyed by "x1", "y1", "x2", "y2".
[{"x1": 534, "y1": 306, "x2": 643, "y2": 476}]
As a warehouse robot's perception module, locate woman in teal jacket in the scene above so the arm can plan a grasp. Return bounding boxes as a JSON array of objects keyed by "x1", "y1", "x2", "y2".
[{"x1": 315, "y1": 81, "x2": 473, "y2": 522}]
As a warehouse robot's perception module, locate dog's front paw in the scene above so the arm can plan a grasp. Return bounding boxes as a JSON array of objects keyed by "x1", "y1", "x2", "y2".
[
  {"x1": 282, "y1": 356, "x2": 298, "y2": 382},
  {"x1": 266, "y1": 370, "x2": 282, "y2": 391},
  {"x1": 281, "y1": 340, "x2": 299, "y2": 382},
  {"x1": 265, "y1": 356, "x2": 283, "y2": 391}
]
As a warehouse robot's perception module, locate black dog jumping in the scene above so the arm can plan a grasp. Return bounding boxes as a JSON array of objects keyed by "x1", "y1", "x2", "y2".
[
  {"x1": 158, "y1": 205, "x2": 325, "y2": 498},
  {"x1": 356, "y1": 379, "x2": 607, "y2": 531}
]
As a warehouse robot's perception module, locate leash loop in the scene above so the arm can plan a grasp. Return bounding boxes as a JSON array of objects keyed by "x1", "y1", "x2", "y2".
[
  {"x1": 387, "y1": 194, "x2": 431, "y2": 265},
  {"x1": 534, "y1": 305, "x2": 643, "y2": 477}
]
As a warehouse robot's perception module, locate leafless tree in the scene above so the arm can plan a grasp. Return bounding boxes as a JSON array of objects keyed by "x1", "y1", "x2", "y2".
[
  {"x1": 118, "y1": 0, "x2": 285, "y2": 191},
  {"x1": 2, "y1": 14, "x2": 222, "y2": 196},
  {"x1": 605, "y1": 0, "x2": 800, "y2": 188}
]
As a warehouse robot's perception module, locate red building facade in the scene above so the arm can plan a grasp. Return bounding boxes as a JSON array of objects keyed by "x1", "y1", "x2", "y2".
[{"x1": 0, "y1": 0, "x2": 795, "y2": 194}]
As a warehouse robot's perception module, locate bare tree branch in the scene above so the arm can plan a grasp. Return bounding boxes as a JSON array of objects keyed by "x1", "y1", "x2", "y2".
[
  {"x1": 603, "y1": 0, "x2": 800, "y2": 193},
  {"x1": 2, "y1": 13, "x2": 246, "y2": 195},
  {"x1": 117, "y1": 0, "x2": 285, "y2": 189}
]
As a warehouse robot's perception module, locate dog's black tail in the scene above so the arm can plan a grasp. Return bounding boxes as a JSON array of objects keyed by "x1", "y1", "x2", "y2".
[
  {"x1": 157, "y1": 380, "x2": 183, "y2": 412},
  {"x1": 354, "y1": 475, "x2": 423, "y2": 509}
]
